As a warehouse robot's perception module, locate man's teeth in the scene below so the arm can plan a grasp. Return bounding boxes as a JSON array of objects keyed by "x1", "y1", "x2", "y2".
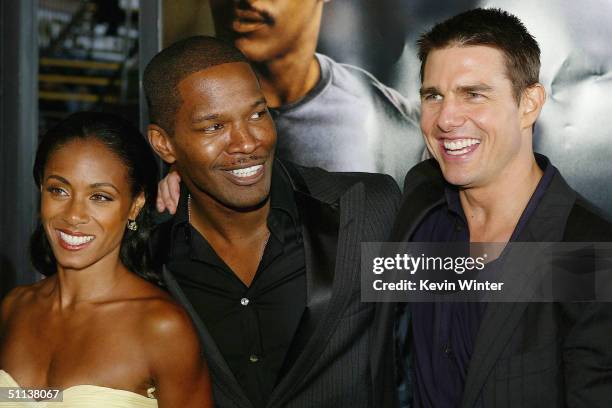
[
  {"x1": 59, "y1": 231, "x2": 95, "y2": 246},
  {"x1": 447, "y1": 147, "x2": 470, "y2": 156},
  {"x1": 228, "y1": 164, "x2": 263, "y2": 178},
  {"x1": 444, "y1": 138, "x2": 480, "y2": 152}
]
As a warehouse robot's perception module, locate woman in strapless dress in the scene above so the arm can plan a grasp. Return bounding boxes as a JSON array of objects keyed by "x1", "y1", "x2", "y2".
[{"x1": 0, "y1": 112, "x2": 213, "y2": 407}]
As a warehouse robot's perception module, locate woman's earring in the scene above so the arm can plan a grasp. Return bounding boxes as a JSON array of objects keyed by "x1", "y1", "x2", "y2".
[{"x1": 127, "y1": 219, "x2": 138, "y2": 231}]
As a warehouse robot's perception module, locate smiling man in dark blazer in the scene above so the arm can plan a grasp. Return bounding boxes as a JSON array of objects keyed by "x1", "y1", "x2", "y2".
[
  {"x1": 383, "y1": 8, "x2": 612, "y2": 408},
  {"x1": 142, "y1": 36, "x2": 400, "y2": 408}
]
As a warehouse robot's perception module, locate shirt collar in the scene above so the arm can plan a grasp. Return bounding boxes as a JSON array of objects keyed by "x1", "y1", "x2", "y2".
[
  {"x1": 268, "y1": 160, "x2": 300, "y2": 243},
  {"x1": 169, "y1": 159, "x2": 299, "y2": 246}
]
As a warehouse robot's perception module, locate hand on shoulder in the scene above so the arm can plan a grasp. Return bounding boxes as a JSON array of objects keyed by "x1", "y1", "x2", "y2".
[{"x1": 156, "y1": 170, "x2": 181, "y2": 215}]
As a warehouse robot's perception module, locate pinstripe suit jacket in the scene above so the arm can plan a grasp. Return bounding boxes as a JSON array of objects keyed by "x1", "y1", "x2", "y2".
[{"x1": 154, "y1": 160, "x2": 401, "y2": 408}]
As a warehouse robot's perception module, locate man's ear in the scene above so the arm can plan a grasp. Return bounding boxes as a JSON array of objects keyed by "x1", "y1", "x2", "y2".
[
  {"x1": 148, "y1": 124, "x2": 177, "y2": 164},
  {"x1": 128, "y1": 191, "x2": 146, "y2": 220},
  {"x1": 519, "y1": 83, "x2": 546, "y2": 130}
]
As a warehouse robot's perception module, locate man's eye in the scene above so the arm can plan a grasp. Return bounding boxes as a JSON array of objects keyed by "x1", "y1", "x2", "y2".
[
  {"x1": 91, "y1": 193, "x2": 113, "y2": 202},
  {"x1": 467, "y1": 92, "x2": 484, "y2": 99},
  {"x1": 424, "y1": 94, "x2": 443, "y2": 101},
  {"x1": 249, "y1": 110, "x2": 267, "y2": 120},
  {"x1": 204, "y1": 123, "x2": 223, "y2": 132}
]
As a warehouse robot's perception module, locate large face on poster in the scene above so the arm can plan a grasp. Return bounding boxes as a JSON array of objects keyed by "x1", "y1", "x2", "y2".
[
  {"x1": 206, "y1": 0, "x2": 425, "y2": 183},
  {"x1": 319, "y1": 0, "x2": 612, "y2": 215}
]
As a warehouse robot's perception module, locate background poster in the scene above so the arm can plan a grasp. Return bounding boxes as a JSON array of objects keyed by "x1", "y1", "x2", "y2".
[{"x1": 318, "y1": 0, "x2": 612, "y2": 215}]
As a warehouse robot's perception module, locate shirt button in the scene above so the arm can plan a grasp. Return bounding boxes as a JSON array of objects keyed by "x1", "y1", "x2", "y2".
[
  {"x1": 444, "y1": 345, "x2": 452, "y2": 355},
  {"x1": 240, "y1": 297, "x2": 250, "y2": 306},
  {"x1": 249, "y1": 354, "x2": 259, "y2": 363}
]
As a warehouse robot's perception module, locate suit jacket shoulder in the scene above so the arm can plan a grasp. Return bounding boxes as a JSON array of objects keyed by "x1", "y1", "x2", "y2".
[
  {"x1": 286, "y1": 161, "x2": 402, "y2": 241},
  {"x1": 390, "y1": 159, "x2": 447, "y2": 241},
  {"x1": 292, "y1": 162, "x2": 401, "y2": 206},
  {"x1": 564, "y1": 193, "x2": 612, "y2": 241},
  {"x1": 402, "y1": 158, "x2": 444, "y2": 193}
]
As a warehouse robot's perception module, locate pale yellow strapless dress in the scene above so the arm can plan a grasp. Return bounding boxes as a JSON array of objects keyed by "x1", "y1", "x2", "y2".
[{"x1": 0, "y1": 370, "x2": 157, "y2": 408}]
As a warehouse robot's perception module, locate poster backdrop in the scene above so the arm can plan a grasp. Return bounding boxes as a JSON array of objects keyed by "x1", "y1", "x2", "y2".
[{"x1": 318, "y1": 0, "x2": 612, "y2": 216}]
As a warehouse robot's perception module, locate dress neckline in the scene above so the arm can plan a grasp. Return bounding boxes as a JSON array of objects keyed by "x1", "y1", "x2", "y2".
[{"x1": 0, "y1": 369, "x2": 156, "y2": 400}]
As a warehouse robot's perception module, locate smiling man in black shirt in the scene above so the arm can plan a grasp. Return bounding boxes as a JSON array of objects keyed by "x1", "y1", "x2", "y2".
[
  {"x1": 380, "y1": 8, "x2": 612, "y2": 408},
  {"x1": 143, "y1": 36, "x2": 401, "y2": 408},
  {"x1": 165, "y1": 162, "x2": 305, "y2": 407}
]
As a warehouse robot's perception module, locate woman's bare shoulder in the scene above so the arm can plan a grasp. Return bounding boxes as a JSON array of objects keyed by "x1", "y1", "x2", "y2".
[
  {"x1": 1, "y1": 286, "x2": 24, "y2": 325},
  {"x1": 129, "y1": 292, "x2": 201, "y2": 363},
  {"x1": 0, "y1": 278, "x2": 53, "y2": 323},
  {"x1": 119, "y1": 274, "x2": 197, "y2": 343},
  {"x1": 139, "y1": 296, "x2": 196, "y2": 342},
  {"x1": 125, "y1": 286, "x2": 211, "y2": 406}
]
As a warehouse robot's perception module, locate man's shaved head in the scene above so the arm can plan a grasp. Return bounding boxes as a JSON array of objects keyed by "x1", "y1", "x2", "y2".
[{"x1": 143, "y1": 35, "x2": 249, "y2": 134}]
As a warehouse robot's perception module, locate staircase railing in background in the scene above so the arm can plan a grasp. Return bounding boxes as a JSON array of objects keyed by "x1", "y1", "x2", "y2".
[{"x1": 38, "y1": 0, "x2": 140, "y2": 131}]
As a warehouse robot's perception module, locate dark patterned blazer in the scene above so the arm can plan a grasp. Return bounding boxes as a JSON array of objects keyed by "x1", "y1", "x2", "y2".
[
  {"x1": 374, "y1": 155, "x2": 612, "y2": 408},
  {"x1": 152, "y1": 160, "x2": 401, "y2": 408}
]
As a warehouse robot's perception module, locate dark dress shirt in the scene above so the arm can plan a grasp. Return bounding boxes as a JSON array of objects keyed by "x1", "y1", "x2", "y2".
[
  {"x1": 409, "y1": 156, "x2": 556, "y2": 407},
  {"x1": 166, "y1": 166, "x2": 306, "y2": 408}
]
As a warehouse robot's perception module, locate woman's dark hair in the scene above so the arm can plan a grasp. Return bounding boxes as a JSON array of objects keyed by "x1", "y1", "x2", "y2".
[{"x1": 30, "y1": 111, "x2": 160, "y2": 283}]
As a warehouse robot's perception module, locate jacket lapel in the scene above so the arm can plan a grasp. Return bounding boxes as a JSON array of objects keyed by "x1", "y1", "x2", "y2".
[
  {"x1": 275, "y1": 190, "x2": 339, "y2": 378},
  {"x1": 159, "y1": 160, "x2": 366, "y2": 407},
  {"x1": 267, "y1": 180, "x2": 365, "y2": 407},
  {"x1": 163, "y1": 266, "x2": 254, "y2": 408},
  {"x1": 461, "y1": 172, "x2": 577, "y2": 407},
  {"x1": 391, "y1": 159, "x2": 446, "y2": 241}
]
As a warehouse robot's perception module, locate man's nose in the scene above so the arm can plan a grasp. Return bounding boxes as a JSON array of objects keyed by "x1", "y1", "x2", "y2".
[
  {"x1": 436, "y1": 97, "x2": 466, "y2": 132},
  {"x1": 228, "y1": 124, "x2": 258, "y2": 154}
]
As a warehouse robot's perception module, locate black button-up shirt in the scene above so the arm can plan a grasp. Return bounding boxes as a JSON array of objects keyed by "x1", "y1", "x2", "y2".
[
  {"x1": 166, "y1": 165, "x2": 306, "y2": 408},
  {"x1": 409, "y1": 156, "x2": 556, "y2": 407}
]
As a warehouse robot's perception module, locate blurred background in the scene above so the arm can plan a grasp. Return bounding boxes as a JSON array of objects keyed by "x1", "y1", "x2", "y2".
[
  {"x1": 1, "y1": 0, "x2": 215, "y2": 296},
  {"x1": 2, "y1": 0, "x2": 611, "y2": 298},
  {"x1": 2, "y1": 0, "x2": 148, "y2": 297},
  {"x1": 37, "y1": 0, "x2": 140, "y2": 132}
]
